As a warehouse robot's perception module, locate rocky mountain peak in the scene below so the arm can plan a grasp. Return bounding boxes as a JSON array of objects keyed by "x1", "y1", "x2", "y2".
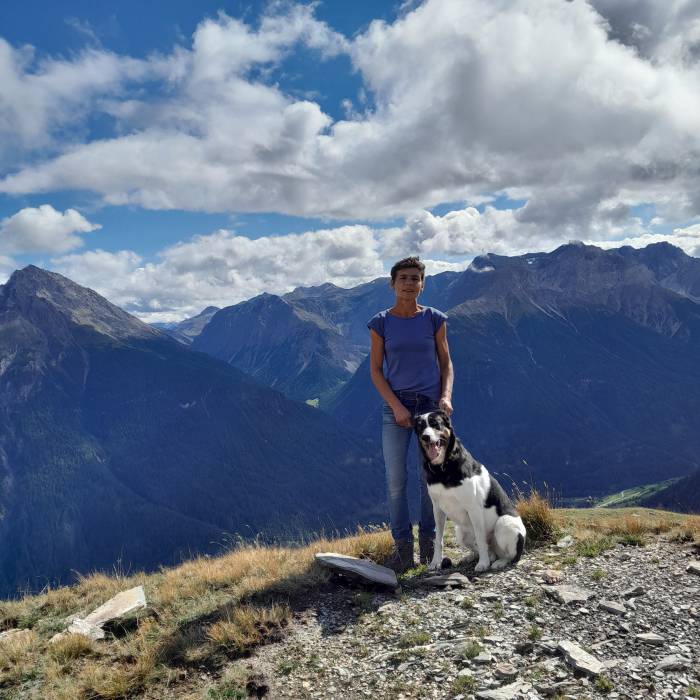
[
  {"x1": 284, "y1": 281, "x2": 341, "y2": 300},
  {"x1": 2, "y1": 265, "x2": 157, "y2": 342}
]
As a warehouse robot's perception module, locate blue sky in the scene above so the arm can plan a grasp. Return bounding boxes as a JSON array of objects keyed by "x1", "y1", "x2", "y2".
[{"x1": 1, "y1": 0, "x2": 699, "y2": 320}]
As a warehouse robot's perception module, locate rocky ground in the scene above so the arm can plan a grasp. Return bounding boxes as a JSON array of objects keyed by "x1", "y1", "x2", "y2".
[{"x1": 247, "y1": 537, "x2": 700, "y2": 700}]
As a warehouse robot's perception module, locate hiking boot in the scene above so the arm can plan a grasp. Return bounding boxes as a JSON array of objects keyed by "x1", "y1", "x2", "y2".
[
  {"x1": 419, "y1": 534, "x2": 434, "y2": 565},
  {"x1": 385, "y1": 539, "x2": 415, "y2": 573}
]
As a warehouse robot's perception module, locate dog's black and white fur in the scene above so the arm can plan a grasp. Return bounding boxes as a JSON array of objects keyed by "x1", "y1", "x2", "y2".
[{"x1": 415, "y1": 411, "x2": 526, "y2": 572}]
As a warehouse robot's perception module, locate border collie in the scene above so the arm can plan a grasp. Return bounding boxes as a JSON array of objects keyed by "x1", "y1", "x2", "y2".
[{"x1": 415, "y1": 411, "x2": 526, "y2": 572}]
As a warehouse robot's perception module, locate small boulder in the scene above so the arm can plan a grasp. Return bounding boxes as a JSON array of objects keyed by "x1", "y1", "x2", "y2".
[
  {"x1": 557, "y1": 640, "x2": 604, "y2": 676},
  {"x1": 476, "y1": 680, "x2": 530, "y2": 699},
  {"x1": 82, "y1": 585, "x2": 147, "y2": 628},
  {"x1": 544, "y1": 585, "x2": 593, "y2": 604},
  {"x1": 621, "y1": 585, "x2": 645, "y2": 599},
  {"x1": 494, "y1": 663, "x2": 518, "y2": 680},
  {"x1": 655, "y1": 655, "x2": 690, "y2": 671},
  {"x1": 52, "y1": 585, "x2": 147, "y2": 642},
  {"x1": 599, "y1": 600, "x2": 626, "y2": 616},
  {"x1": 635, "y1": 632, "x2": 665, "y2": 646},
  {"x1": 542, "y1": 569, "x2": 564, "y2": 584},
  {"x1": 422, "y1": 572, "x2": 471, "y2": 588}
]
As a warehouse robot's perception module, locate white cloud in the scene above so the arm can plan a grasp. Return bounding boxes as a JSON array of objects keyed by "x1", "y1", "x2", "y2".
[
  {"x1": 0, "y1": 39, "x2": 151, "y2": 165},
  {"x1": 44, "y1": 200, "x2": 699, "y2": 322},
  {"x1": 51, "y1": 225, "x2": 385, "y2": 322},
  {"x1": 589, "y1": 221, "x2": 700, "y2": 258},
  {"x1": 0, "y1": 205, "x2": 101, "y2": 254},
  {"x1": 0, "y1": 254, "x2": 16, "y2": 283},
  {"x1": 0, "y1": 0, "x2": 699, "y2": 251}
]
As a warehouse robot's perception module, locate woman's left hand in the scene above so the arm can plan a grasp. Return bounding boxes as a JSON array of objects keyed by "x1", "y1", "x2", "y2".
[{"x1": 439, "y1": 396, "x2": 453, "y2": 416}]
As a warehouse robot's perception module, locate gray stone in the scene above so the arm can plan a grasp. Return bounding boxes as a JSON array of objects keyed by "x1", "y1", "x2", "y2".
[
  {"x1": 474, "y1": 651, "x2": 493, "y2": 664},
  {"x1": 544, "y1": 585, "x2": 593, "y2": 604},
  {"x1": 621, "y1": 585, "x2": 646, "y2": 598},
  {"x1": 62, "y1": 619, "x2": 105, "y2": 641},
  {"x1": 687, "y1": 562, "x2": 700, "y2": 576},
  {"x1": 476, "y1": 680, "x2": 530, "y2": 699},
  {"x1": 557, "y1": 640, "x2": 604, "y2": 676},
  {"x1": 494, "y1": 663, "x2": 518, "y2": 680},
  {"x1": 82, "y1": 585, "x2": 147, "y2": 628},
  {"x1": 655, "y1": 655, "x2": 690, "y2": 671},
  {"x1": 50, "y1": 586, "x2": 147, "y2": 643},
  {"x1": 599, "y1": 600, "x2": 626, "y2": 615},
  {"x1": 422, "y1": 572, "x2": 471, "y2": 588},
  {"x1": 556, "y1": 535, "x2": 574, "y2": 549},
  {"x1": 315, "y1": 553, "x2": 398, "y2": 588},
  {"x1": 542, "y1": 569, "x2": 565, "y2": 584},
  {"x1": 636, "y1": 632, "x2": 665, "y2": 645}
]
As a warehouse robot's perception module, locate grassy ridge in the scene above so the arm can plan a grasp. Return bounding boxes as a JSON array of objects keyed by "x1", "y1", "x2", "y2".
[
  {"x1": 1, "y1": 506, "x2": 698, "y2": 699},
  {"x1": 0, "y1": 529, "x2": 394, "y2": 700}
]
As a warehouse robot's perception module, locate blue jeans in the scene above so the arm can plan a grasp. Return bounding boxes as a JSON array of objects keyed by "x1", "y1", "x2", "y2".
[{"x1": 382, "y1": 390, "x2": 439, "y2": 543}]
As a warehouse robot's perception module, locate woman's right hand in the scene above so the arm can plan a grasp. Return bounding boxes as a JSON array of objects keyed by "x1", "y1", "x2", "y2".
[{"x1": 392, "y1": 404, "x2": 413, "y2": 428}]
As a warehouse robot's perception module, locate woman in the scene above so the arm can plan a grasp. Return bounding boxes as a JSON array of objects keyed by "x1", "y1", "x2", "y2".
[{"x1": 367, "y1": 256, "x2": 454, "y2": 572}]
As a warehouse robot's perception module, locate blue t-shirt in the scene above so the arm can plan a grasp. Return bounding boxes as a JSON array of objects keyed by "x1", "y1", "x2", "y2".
[{"x1": 367, "y1": 306, "x2": 447, "y2": 401}]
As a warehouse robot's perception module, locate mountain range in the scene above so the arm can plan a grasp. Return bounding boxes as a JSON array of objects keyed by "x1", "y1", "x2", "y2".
[
  {"x1": 3, "y1": 241, "x2": 699, "y2": 595},
  {"x1": 180, "y1": 242, "x2": 700, "y2": 498},
  {"x1": 0, "y1": 267, "x2": 384, "y2": 597}
]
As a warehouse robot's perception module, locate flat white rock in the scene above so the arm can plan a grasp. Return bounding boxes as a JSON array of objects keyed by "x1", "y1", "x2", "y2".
[
  {"x1": 557, "y1": 640, "x2": 604, "y2": 676},
  {"x1": 423, "y1": 572, "x2": 471, "y2": 588},
  {"x1": 655, "y1": 654, "x2": 690, "y2": 671},
  {"x1": 556, "y1": 535, "x2": 574, "y2": 549},
  {"x1": 315, "y1": 553, "x2": 398, "y2": 587},
  {"x1": 83, "y1": 585, "x2": 147, "y2": 627},
  {"x1": 476, "y1": 680, "x2": 530, "y2": 699},
  {"x1": 544, "y1": 585, "x2": 593, "y2": 604},
  {"x1": 51, "y1": 585, "x2": 147, "y2": 643},
  {"x1": 599, "y1": 600, "x2": 626, "y2": 615}
]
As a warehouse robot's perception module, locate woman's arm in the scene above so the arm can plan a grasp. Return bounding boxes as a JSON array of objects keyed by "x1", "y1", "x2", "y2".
[
  {"x1": 435, "y1": 323, "x2": 454, "y2": 415},
  {"x1": 369, "y1": 329, "x2": 412, "y2": 427}
]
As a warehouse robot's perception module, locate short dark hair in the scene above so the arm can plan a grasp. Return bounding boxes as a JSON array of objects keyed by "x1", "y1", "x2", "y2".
[{"x1": 390, "y1": 256, "x2": 425, "y2": 283}]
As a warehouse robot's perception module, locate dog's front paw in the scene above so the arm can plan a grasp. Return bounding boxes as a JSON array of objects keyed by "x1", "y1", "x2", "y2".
[
  {"x1": 474, "y1": 558, "x2": 491, "y2": 573},
  {"x1": 490, "y1": 558, "x2": 510, "y2": 571}
]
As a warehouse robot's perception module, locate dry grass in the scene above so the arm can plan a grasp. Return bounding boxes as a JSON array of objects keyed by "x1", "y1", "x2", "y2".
[
  {"x1": 555, "y1": 507, "x2": 700, "y2": 557},
  {"x1": 207, "y1": 603, "x2": 290, "y2": 654},
  {"x1": 515, "y1": 488, "x2": 559, "y2": 545},
  {"x1": 0, "y1": 527, "x2": 393, "y2": 699},
  {"x1": 0, "y1": 629, "x2": 40, "y2": 687},
  {"x1": 48, "y1": 634, "x2": 96, "y2": 664}
]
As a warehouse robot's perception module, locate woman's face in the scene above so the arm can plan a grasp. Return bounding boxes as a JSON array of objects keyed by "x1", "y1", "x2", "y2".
[{"x1": 392, "y1": 267, "x2": 423, "y2": 299}]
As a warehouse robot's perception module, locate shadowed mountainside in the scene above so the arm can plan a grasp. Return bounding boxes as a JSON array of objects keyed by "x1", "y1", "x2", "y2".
[
  {"x1": 329, "y1": 243, "x2": 700, "y2": 498},
  {"x1": 0, "y1": 267, "x2": 384, "y2": 597}
]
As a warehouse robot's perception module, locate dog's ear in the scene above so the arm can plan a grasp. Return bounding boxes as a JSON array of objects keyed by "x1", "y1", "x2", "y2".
[{"x1": 439, "y1": 410, "x2": 451, "y2": 428}]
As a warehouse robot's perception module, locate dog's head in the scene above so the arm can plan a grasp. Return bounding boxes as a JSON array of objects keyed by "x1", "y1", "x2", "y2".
[{"x1": 414, "y1": 410, "x2": 452, "y2": 466}]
